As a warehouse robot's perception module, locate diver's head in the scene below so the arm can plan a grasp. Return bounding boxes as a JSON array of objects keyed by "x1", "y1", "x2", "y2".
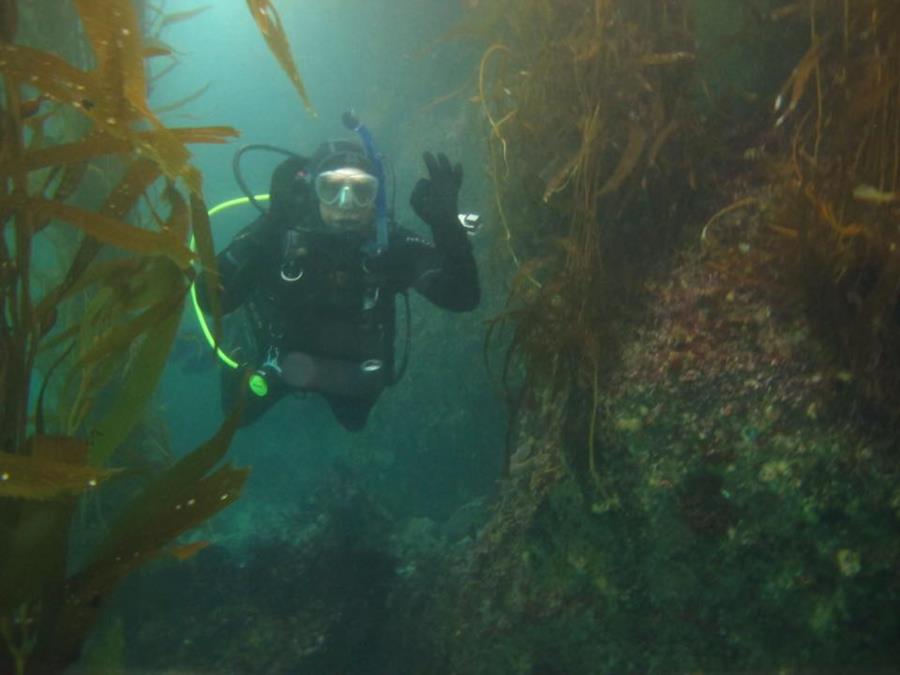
[
  {"x1": 315, "y1": 167, "x2": 378, "y2": 232},
  {"x1": 311, "y1": 139, "x2": 378, "y2": 235},
  {"x1": 269, "y1": 155, "x2": 314, "y2": 226}
]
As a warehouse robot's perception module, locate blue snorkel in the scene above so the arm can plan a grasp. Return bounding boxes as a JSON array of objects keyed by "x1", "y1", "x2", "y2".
[{"x1": 342, "y1": 110, "x2": 389, "y2": 255}]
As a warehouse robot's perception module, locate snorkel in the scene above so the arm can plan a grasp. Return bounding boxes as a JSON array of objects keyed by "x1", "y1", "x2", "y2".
[{"x1": 341, "y1": 110, "x2": 389, "y2": 255}]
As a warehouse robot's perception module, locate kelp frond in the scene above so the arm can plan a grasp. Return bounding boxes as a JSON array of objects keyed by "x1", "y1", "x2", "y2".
[
  {"x1": 153, "y1": 82, "x2": 211, "y2": 116},
  {"x1": 49, "y1": 407, "x2": 248, "y2": 664},
  {"x1": 158, "y1": 5, "x2": 212, "y2": 29},
  {"x1": 0, "y1": 0, "x2": 286, "y2": 671},
  {"x1": 769, "y1": 0, "x2": 900, "y2": 412},
  {"x1": 473, "y1": 0, "x2": 699, "y2": 477},
  {"x1": 0, "y1": 436, "x2": 118, "y2": 500},
  {"x1": 246, "y1": 0, "x2": 315, "y2": 114}
]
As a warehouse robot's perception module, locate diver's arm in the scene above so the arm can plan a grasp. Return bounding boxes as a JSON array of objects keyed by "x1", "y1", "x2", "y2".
[
  {"x1": 407, "y1": 151, "x2": 480, "y2": 311},
  {"x1": 196, "y1": 217, "x2": 269, "y2": 314},
  {"x1": 406, "y1": 224, "x2": 480, "y2": 311}
]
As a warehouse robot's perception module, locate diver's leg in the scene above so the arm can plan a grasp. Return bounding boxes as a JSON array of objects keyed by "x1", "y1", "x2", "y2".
[{"x1": 324, "y1": 394, "x2": 376, "y2": 432}]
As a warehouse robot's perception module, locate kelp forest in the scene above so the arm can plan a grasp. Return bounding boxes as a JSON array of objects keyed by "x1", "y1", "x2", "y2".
[
  {"x1": 406, "y1": 0, "x2": 900, "y2": 672},
  {"x1": 1, "y1": 0, "x2": 899, "y2": 673},
  {"x1": 0, "y1": 1, "x2": 303, "y2": 672},
  {"x1": 479, "y1": 0, "x2": 900, "y2": 459}
]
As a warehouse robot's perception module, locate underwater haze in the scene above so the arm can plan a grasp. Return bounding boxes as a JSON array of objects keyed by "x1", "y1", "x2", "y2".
[
  {"x1": 117, "y1": 0, "x2": 509, "y2": 670},
  {"x1": 152, "y1": 0, "x2": 503, "y2": 537},
  {"x1": 3, "y1": 1, "x2": 900, "y2": 674}
]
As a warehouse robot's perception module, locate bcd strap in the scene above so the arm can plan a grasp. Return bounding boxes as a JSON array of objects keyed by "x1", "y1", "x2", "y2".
[{"x1": 280, "y1": 228, "x2": 307, "y2": 282}]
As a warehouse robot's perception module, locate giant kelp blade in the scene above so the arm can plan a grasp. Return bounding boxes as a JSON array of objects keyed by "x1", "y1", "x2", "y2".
[
  {"x1": 142, "y1": 36, "x2": 179, "y2": 59},
  {"x1": 73, "y1": 0, "x2": 148, "y2": 122},
  {"x1": 153, "y1": 82, "x2": 211, "y2": 115},
  {"x1": 0, "y1": 43, "x2": 105, "y2": 114},
  {"x1": 0, "y1": 498, "x2": 74, "y2": 614},
  {"x1": 35, "y1": 343, "x2": 75, "y2": 435},
  {"x1": 47, "y1": 257, "x2": 145, "y2": 307},
  {"x1": 33, "y1": 236, "x2": 106, "y2": 338},
  {"x1": 34, "y1": 151, "x2": 176, "y2": 386},
  {"x1": 72, "y1": 291, "x2": 183, "y2": 372},
  {"x1": 542, "y1": 146, "x2": 581, "y2": 203},
  {"x1": 53, "y1": 409, "x2": 248, "y2": 654},
  {"x1": 160, "y1": 5, "x2": 213, "y2": 28},
  {"x1": 91, "y1": 403, "x2": 245, "y2": 559},
  {"x1": 163, "y1": 181, "x2": 189, "y2": 244},
  {"x1": 87, "y1": 259, "x2": 186, "y2": 467},
  {"x1": 170, "y1": 126, "x2": 239, "y2": 144},
  {"x1": 597, "y1": 122, "x2": 647, "y2": 197},
  {"x1": 246, "y1": 0, "x2": 315, "y2": 114},
  {"x1": 0, "y1": 41, "x2": 145, "y2": 141},
  {"x1": 42, "y1": 404, "x2": 247, "y2": 666},
  {"x1": 0, "y1": 447, "x2": 119, "y2": 500},
  {"x1": 429, "y1": 0, "x2": 510, "y2": 47},
  {"x1": 0, "y1": 43, "x2": 198, "y2": 191},
  {"x1": 49, "y1": 160, "x2": 88, "y2": 203},
  {"x1": 57, "y1": 257, "x2": 182, "y2": 358},
  {"x1": 49, "y1": 462, "x2": 248, "y2": 667},
  {"x1": 1, "y1": 126, "x2": 238, "y2": 176},
  {"x1": 0, "y1": 0, "x2": 17, "y2": 43},
  {"x1": 774, "y1": 38, "x2": 822, "y2": 125},
  {"x1": 42, "y1": 257, "x2": 176, "y2": 384},
  {"x1": 3, "y1": 136, "x2": 132, "y2": 175},
  {"x1": 0, "y1": 2, "x2": 245, "y2": 669},
  {"x1": 190, "y1": 191, "x2": 223, "y2": 344},
  {"x1": 124, "y1": 116, "x2": 200, "y2": 194},
  {"x1": 101, "y1": 156, "x2": 163, "y2": 219},
  {"x1": 0, "y1": 436, "x2": 93, "y2": 614},
  {"x1": 0, "y1": 195, "x2": 192, "y2": 267}
]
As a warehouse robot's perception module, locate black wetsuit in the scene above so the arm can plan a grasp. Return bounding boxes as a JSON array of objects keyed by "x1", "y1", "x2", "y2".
[{"x1": 202, "y1": 202, "x2": 479, "y2": 430}]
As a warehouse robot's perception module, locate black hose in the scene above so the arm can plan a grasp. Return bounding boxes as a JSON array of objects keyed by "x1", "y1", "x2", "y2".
[{"x1": 232, "y1": 144, "x2": 305, "y2": 215}]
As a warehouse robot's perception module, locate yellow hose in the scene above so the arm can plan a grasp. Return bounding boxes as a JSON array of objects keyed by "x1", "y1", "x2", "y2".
[{"x1": 189, "y1": 194, "x2": 270, "y2": 369}]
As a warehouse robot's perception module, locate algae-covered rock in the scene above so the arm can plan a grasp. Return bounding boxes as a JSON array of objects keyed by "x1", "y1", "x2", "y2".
[{"x1": 400, "y1": 201, "x2": 900, "y2": 673}]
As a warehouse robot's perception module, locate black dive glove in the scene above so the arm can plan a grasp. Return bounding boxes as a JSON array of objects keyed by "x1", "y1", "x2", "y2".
[{"x1": 410, "y1": 151, "x2": 463, "y2": 231}]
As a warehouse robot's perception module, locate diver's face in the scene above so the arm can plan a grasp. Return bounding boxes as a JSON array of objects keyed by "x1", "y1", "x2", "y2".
[
  {"x1": 315, "y1": 167, "x2": 377, "y2": 234},
  {"x1": 318, "y1": 201, "x2": 375, "y2": 233}
]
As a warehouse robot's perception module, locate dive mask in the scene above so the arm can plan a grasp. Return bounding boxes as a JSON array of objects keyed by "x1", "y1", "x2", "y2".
[{"x1": 315, "y1": 168, "x2": 379, "y2": 209}]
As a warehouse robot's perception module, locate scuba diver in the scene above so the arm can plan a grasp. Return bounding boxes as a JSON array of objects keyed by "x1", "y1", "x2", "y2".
[{"x1": 197, "y1": 113, "x2": 480, "y2": 431}]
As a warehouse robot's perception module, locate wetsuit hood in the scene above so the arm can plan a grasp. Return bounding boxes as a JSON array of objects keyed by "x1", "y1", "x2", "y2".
[
  {"x1": 311, "y1": 139, "x2": 373, "y2": 177},
  {"x1": 268, "y1": 155, "x2": 315, "y2": 226}
]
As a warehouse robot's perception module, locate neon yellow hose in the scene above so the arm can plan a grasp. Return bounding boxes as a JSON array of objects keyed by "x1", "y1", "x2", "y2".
[{"x1": 190, "y1": 194, "x2": 270, "y2": 369}]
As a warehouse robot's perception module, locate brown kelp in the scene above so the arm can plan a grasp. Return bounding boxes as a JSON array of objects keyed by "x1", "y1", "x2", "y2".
[
  {"x1": 246, "y1": 0, "x2": 316, "y2": 114},
  {"x1": 401, "y1": 4, "x2": 900, "y2": 672},
  {"x1": 0, "y1": 0, "x2": 270, "y2": 671},
  {"x1": 468, "y1": 0, "x2": 699, "y2": 475},
  {"x1": 768, "y1": 0, "x2": 900, "y2": 412}
]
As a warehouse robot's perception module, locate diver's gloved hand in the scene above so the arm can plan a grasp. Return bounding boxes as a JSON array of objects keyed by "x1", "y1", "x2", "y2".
[{"x1": 410, "y1": 151, "x2": 463, "y2": 229}]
